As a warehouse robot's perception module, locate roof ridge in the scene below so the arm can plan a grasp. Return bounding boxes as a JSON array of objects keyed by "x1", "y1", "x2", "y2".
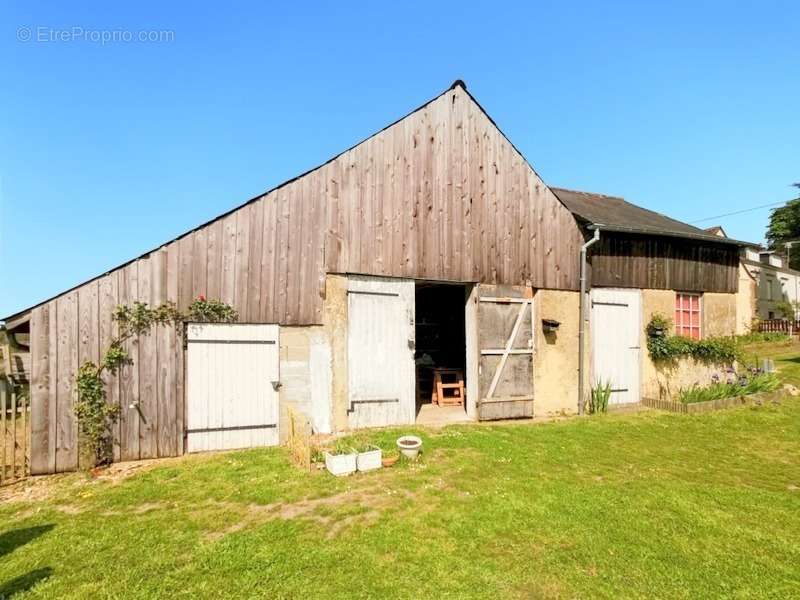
[{"x1": 549, "y1": 186, "x2": 624, "y2": 201}]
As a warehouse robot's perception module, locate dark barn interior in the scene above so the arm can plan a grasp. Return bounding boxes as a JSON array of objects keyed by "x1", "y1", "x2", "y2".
[{"x1": 414, "y1": 283, "x2": 467, "y2": 412}]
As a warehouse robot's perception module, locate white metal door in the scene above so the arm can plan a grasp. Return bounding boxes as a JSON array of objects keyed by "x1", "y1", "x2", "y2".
[
  {"x1": 347, "y1": 276, "x2": 415, "y2": 428},
  {"x1": 186, "y1": 323, "x2": 280, "y2": 452},
  {"x1": 591, "y1": 288, "x2": 641, "y2": 405}
]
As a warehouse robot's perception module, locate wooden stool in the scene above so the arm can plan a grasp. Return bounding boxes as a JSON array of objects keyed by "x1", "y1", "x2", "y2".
[{"x1": 431, "y1": 368, "x2": 465, "y2": 407}]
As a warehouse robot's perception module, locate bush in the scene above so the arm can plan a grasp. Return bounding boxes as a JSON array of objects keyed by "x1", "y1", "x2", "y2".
[
  {"x1": 187, "y1": 296, "x2": 238, "y2": 323},
  {"x1": 646, "y1": 314, "x2": 740, "y2": 364}
]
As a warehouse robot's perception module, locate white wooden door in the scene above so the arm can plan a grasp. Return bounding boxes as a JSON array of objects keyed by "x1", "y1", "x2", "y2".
[
  {"x1": 591, "y1": 288, "x2": 641, "y2": 405},
  {"x1": 186, "y1": 323, "x2": 280, "y2": 452},
  {"x1": 347, "y1": 276, "x2": 415, "y2": 428}
]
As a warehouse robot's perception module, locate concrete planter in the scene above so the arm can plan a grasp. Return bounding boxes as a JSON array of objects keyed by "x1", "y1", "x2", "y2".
[
  {"x1": 642, "y1": 390, "x2": 785, "y2": 414},
  {"x1": 397, "y1": 435, "x2": 422, "y2": 460},
  {"x1": 325, "y1": 451, "x2": 357, "y2": 476},
  {"x1": 356, "y1": 448, "x2": 382, "y2": 472}
]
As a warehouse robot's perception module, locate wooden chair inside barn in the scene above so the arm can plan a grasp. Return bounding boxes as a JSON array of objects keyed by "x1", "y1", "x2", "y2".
[{"x1": 431, "y1": 368, "x2": 465, "y2": 407}]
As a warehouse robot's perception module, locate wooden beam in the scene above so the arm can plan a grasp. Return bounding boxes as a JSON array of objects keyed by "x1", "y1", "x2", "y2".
[{"x1": 3, "y1": 311, "x2": 31, "y2": 332}]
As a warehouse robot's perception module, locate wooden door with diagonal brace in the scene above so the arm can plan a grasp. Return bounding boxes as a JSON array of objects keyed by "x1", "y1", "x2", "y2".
[{"x1": 477, "y1": 284, "x2": 535, "y2": 420}]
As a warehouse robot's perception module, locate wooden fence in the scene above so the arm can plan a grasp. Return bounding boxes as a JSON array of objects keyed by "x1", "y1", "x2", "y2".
[
  {"x1": 758, "y1": 319, "x2": 800, "y2": 335},
  {"x1": 1, "y1": 376, "x2": 30, "y2": 484}
]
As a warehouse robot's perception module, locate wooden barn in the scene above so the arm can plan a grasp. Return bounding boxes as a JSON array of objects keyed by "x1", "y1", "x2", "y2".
[{"x1": 3, "y1": 81, "x2": 751, "y2": 474}]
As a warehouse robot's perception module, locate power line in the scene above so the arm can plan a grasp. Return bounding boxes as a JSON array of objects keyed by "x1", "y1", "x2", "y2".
[{"x1": 690, "y1": 200, "x2": 794, "y2": 224}]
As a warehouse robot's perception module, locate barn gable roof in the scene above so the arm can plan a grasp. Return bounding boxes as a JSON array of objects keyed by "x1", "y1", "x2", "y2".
[
  {"x1": 3, "y1": 81, "x2": 751, "y2": 323},
  {"x1": 551, "y1": 187, "x2": 751, "y2": 246},
  {"x1": 3, "y1": 79, "x2": 558, "y2": 322}
]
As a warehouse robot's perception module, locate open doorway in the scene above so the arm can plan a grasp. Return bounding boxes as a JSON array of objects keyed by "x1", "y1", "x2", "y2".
[{"x1": 414, "y1": 282, "x2": 471, "y2": 424}]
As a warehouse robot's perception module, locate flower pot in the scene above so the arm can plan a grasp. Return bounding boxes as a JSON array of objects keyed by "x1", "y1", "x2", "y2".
[
  {"x1": 396, "y1": 435, "x2": 422, "y2": 460},
  {"x1": 382, "y1": 455, "x2": 399, "y2": 468},
  {"x1": 356, "y1": 447, "x2": 382, "y2": 472},
  {"x1": 324, "y1": 451, "x2": 357, "y2": 476}
]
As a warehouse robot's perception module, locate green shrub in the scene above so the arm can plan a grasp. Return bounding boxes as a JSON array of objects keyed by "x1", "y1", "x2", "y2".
[
  {"x1": 187, "y1": 296, "x2": 238, "y2": 323},
  {"x1": 645, "y1": 314, "x2": 740, "y2": 364}
]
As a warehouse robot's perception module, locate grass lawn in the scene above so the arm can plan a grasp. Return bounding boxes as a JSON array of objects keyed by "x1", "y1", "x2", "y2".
[
  {"x1": 742, "y1": 338, "x2": 800, "y2": 387},
  {"x1": 1, "y1": 344, "x2": 800, "y2": 598}
]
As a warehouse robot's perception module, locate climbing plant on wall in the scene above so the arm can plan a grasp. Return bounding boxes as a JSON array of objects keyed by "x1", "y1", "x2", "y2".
[
  {"x1": 645, "y1": 313, "x2": 740, "y2": 364},
  {"x1": 74, "y1": 297, "x2": 237, "y2": 468}
]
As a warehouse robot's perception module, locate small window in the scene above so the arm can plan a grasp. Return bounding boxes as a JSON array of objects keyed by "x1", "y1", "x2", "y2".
[{"x1": 675, "y1": 293, "x2": 702, "y2": 339}]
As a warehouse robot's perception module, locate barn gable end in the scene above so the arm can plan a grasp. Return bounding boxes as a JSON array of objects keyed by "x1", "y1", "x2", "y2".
[{"x1": 22, "y1": 82, "x2": 585, "y2": 473}]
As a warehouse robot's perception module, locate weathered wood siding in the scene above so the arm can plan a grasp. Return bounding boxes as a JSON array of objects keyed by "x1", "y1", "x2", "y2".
[
  {"x1": 322, "y1": 87, "x2": 583, "y2": 290},
  {"x1": 29, "y1": 264, "x2": 186, "y2": 473},
  {"x1": 23, "y1": 85, "x2": 590, "y2": 472},
  {"x1": 588, "y1": 233, "x2": 739, "y2": 293}
]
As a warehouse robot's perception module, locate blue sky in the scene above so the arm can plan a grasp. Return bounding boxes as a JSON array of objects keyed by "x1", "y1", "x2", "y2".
[{"x1": 2, "y1": 1, "x2": 799, "y2": 317}]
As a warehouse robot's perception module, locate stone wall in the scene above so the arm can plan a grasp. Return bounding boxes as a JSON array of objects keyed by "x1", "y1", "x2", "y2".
[
  {"x1": 736, "y1": 263, "x2": 757, "y2": 333},
  {"x1": 640, "y1": 289, "x2": 737, "y2": 400},
  {"x1": 291, "y1": 279, "x2": 743, "y2": 431},
  {"x1": 703, "y1": 292, "x2": 737, "y2": 337},
  {"x1": 323, "y1": 274, "x2": 349, "y2": 432},
  {"x1": 275, "y1": 274, "x2": 351, "y2": 439},
  {"x1": 533, "y1": 289, "x2": 583, "y2": 416},
  {"x1": 278, "y1": 326, "x2": 332, "y2": 440}
]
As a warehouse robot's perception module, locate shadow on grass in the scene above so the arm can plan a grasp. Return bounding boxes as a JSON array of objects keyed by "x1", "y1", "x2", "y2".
[
  {"x1": 0, "y1": 525, "x2": 55, "y2": 597},
  {"x1": 0, "y1": 525, "x2": 54, "y2": 560},
  {"x1": 0, "y1": 567, "x2": 53, "y2": 598}
]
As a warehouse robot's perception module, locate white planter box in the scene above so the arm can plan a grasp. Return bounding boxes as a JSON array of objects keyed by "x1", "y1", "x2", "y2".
[
  {"x1": 325, "y1": 452, "x2": 357, "y2": 476},
  {"x1": 356, "y1": 448, "x2": 382, "y2": 472}
]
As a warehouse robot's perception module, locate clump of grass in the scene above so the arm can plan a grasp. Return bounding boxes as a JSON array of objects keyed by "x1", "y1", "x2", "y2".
[
  {"x1": 678, "y1": 372, "x2": 781, "y2": 404},
  {"x1": 589, "y1": 380, "x2": 612, "y2": 414},
  {"x1": 328, "y1": 439, "x2": 357, "y2": 455},
  {"x1": 321, "y1": 436, "x2": 380, "y2": 456}
]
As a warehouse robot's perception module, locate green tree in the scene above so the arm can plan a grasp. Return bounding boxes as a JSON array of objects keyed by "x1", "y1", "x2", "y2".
[{"x1": 766, "y1": 184, "x2": 800, "y2": 269}]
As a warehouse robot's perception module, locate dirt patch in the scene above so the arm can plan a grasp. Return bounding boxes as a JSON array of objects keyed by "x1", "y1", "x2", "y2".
[
  {"x1": 0, "y1": 473, "x2": 69, "y2": 504},
  {"x1": 89, "y1": 456, "x2": 187, "y2": 484},
  {"x1": 0, "y1": 455, "x2": 194, "y2": 505},
  {"x1": 203, "y1": 486, "x2": 418, "y2": 542}
]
